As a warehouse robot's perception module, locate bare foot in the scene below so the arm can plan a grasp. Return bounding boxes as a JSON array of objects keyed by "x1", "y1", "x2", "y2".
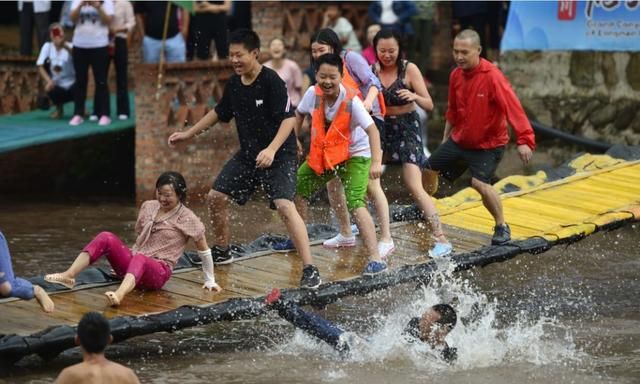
[
  {"x1": 33, "y1": 285, "x2": 54, "y2": 312},
  {"x1": 104, "y1": 291, "x2": 121, "y2": 307}
]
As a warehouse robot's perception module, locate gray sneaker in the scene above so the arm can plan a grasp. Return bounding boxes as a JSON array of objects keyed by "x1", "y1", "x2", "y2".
[
  {"x1": 300, "y1": 265, "x2": 321, "y2": 289},
  {"x1": 491, "y1": 224, "x2": 511, "y2": 245}
]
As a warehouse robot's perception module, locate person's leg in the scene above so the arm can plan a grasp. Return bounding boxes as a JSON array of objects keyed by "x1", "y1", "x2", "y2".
[
  {"x1": 211, "y1": 14, "x2": 229, "y2": 59},
  {"x1": 326, "y1": 178, "x2": 354, "y2": 237},
  {"x1": 194, "y1": 14, "x2": 213, "y2": 60},
  {"x1": 367, "y1": 178, "x2": 392, "y2": 243},
  {"x1": 47, "y1": 231, "x2": 135, "y2": 284},
  {"x1": 47, "y1": 86, "x2": 66, "y2": 118},
  {"x1": 114, "y1": 37, "x2": 130, "y2": 117},
  {"x1": 471, "y1": 177, "x2": 504, "y2": 225},
  {"x1": 339, "y1": 157, "x2": 381, "y2": 263},
  {"x1": 403, "y1": 163, "x2": 449, "y2": 244},
  {"x1": 34, "y1": 11, "x2": 50, "y2": 51},
  {"x1": 106, "y1": 255, "x2": 171, "y2": 305},
  {"x1": 207, "y1": 189, "x2": 231, "y2": 247},
  {"x1": 295, "y1": 160, "x2": 333, "y2": 222},
  {"x1": 165, "y1": 33, "x2": 186, "y2": 63},
  {"x1": 90, "y1": 46, "x2": 110, "y2": 118},
  {"x1": 72, "y1": 47, "x2": 90, "y2": 117},
  {"x1": 273, "y1": 199, "x2": 313, "y2": 265},
  {"x1": 142, "y1": 35, "x2": 161, "y2": 64},
  {"x1": 19, "y1": 3, "x2": 34, "y2": 56}
]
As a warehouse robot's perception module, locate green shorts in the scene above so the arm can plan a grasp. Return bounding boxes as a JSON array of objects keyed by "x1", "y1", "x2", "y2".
[{"x1": 297, "y1": 157, "x2": 371, "y2": 211}]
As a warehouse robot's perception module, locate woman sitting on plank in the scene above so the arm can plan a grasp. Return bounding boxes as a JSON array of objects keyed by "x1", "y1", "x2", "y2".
[{"x1": 45, "y1": 171, "x2": 222, "y2": 306}]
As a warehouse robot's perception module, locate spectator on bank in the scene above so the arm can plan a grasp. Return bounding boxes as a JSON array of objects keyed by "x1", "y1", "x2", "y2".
[
  {"x1": 452, "y1": 1, "x2": 489, "y2": 59},
  {"x1": 108, "y1": 0, "x2": 135, "y2": 121},
  {"x1": 68, "y1": 0, "x2": 114, "y2": 127},
  {"x1": 322, "y1": 4, "x2": 361, "y2": 53},
  {"x1": 408, "y1": 1, "x2": 437, "y2": 74},
  {"x1": 18, "y1": 1, "x2": 51, "y2": 56},
  {"x1": 37, "y1": 23, "x2": 75, "y2": 119},
  {"x1": 264, "y1": 37, "x2": 303, "y2": 109},
  {"x1": 361, "y1": 23, "x2": 381, "y2": 65},
  {"x1": 187, "y1": 1, "x2": 230, "y2": 61},
  {"x1": 368, "y1": 0, "x2": 417, "y2": 39},
  {"x1": 59, "y1": 1, "x2": 75, "y2": 31},
  {"x1": 135, "y1": 1, "x2": 190, "y2": 64}
]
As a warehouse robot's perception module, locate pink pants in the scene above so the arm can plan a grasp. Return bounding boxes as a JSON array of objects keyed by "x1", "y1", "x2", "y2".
[{"x1": 84, "y1": 231, "x2": 172, "y2": 290}]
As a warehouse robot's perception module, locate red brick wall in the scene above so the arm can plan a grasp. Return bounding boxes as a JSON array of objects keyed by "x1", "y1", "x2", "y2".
[{"x1": 133, "y1": 60, "x2": 237, "y2": 203}]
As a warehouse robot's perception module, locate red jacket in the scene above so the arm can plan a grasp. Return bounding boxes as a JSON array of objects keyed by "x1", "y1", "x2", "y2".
[{"x1": 445, "y1": 58, "x2": 536, "y2": 150}]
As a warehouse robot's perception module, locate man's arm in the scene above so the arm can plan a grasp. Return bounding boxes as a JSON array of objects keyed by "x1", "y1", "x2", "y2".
[
  {"x1": 365, "y1": 122, "x2": 383, "y2": 179},
  {"x1": 167, "y1": 108, "x2": 221, "y2": 146}
]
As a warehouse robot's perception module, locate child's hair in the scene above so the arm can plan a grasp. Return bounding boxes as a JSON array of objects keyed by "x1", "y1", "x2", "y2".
[
  {"x1": 229, "y1": 28, "x2": 261, "y2": 51},
  {"x1": 156, "y1": 171, "x2": 188, "y2": 203},
  {"x1": 77, "y1": 312, "x2": 111, "y2": 353},
  {"x1": 310, "y1": 28, "x2": 342, "y2": 67},
  {"x1": 314, "y1": 53, "x2": 343, "y2": 76}
]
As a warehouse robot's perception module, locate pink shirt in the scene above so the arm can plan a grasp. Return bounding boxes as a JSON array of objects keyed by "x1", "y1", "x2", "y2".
[
  {"x1": 133, "y1": 200, "x2": 205, "y2": 269},
  {"x1": 362, "y1": 45, "x2": 376, "y2": 66},
  {"x1": 264, "y1": 58, "x2": 303, "y2": 107}
]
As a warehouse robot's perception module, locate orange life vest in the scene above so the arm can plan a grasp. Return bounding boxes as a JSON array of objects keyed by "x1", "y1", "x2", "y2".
[{"x1": 307, "y1": 85, "x2": 358, "y2": 175}]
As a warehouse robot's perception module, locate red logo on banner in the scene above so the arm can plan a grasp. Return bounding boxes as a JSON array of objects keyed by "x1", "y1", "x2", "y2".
[{"x1": 558, "y1": 1, "x2": 577, "y2": 20}]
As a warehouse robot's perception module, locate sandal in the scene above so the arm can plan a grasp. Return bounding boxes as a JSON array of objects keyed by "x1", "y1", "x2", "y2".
[
  {"x1": 104, "y1": 291, "x2": 121, "y2": 307},
  {"x1": 44, "y1": 273, "x2": 75, "y2": 289}
]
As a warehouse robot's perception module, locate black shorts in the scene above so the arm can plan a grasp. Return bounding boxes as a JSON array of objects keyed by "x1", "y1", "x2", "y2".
[
  {"x1": 213, "y1": 152, "x2": 297, "y2": 208},
  {"x1": 426, "y1": 139, "x2": 505, "y2": 184}
]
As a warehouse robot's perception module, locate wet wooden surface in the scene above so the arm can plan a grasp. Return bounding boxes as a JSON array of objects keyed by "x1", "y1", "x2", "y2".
[{"x1": 0, "y1": 222, "x2": 489, "y2": 336}]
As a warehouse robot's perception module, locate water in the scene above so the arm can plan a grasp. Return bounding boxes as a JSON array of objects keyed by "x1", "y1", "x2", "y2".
[{"x1": 1, "y1": 146, "x2": 639, "y2": 383}]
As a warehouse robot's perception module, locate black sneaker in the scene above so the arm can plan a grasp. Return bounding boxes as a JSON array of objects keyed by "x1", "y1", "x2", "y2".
[
  {"x1": 491, "y1": 223, "x2": 511, "y2": 245},
  {"x1": 300, "y1": 265, "x2": 321, "y2": 289},
  {"x1": 212, "y1": 245, "x2": 234, "y2": 264}
]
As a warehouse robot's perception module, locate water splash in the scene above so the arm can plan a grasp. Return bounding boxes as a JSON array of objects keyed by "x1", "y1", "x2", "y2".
[{"x1": 274, "y1": 260, "x2": 582, "y2": 372}]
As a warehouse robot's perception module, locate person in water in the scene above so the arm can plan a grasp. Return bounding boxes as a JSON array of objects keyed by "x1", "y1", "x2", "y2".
[
  {"x1": 45, "y1": 171, "x2": 222, "y2": 306},
  {"x1": 54, "y1": 312, "x2": 140, "y2": 384},
  {"x1": 266, "y1": 288, "x2": 458, "y2": 363},
  {"x1": 0, "y1": 230, "x2": 54, "y2": 312}
]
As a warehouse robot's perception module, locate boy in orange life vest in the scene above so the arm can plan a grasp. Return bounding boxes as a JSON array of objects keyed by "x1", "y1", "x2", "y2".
[{"x1": 294, "y1": 53, "x2": 387, "y2": 276}]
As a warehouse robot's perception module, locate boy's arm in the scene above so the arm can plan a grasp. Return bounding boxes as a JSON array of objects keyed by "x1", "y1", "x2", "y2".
[
  {"x1": 365, "y1": 123, "x2": 383, "y2": 179},
  {"x1": 255, "y1": 116, "x2": 296, "y2": 168},
  {"x1": 167, "y1": 109, "x2": 220, "y2": 147}
]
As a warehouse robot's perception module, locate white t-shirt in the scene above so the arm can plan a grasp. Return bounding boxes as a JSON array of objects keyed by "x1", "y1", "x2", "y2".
[
  {"x1": 36, "y1": 42, "x2": 75, "y2": 89},
  {"x1": 380, "y1": 0, "x2": 398, "y2": 24},
  {"x1": 70, "y1": 0, "x2": 115, "y2": 48},
  {"x1": 297, "y1": 84, "x2": 374, "y2": 158}
]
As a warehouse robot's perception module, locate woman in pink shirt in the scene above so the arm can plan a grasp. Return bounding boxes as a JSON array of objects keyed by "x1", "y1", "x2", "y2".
[
  {"x1": 45, "y1": 172, "x2": 222, "y2": 306},
  {"x1": 263, "y1": 37, "x2": 303, "y2": 108}
]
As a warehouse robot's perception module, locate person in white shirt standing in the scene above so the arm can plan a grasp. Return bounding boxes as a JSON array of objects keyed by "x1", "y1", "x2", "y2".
[
  {"x1": 322, "y1": 4, "x2": 362, "y2": 53},
  {"x1": 37, "y1": 23, "x2": 75, "y2": 119},
  {"x1": 108, "y1": 0, "x2": 135, "y2": 120},
  {"x1": 68, "y1": 0, "x2": 114, "y2": 127}
]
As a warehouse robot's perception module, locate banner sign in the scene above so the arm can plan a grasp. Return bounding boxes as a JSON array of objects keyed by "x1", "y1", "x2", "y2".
[{"x1": 501, "y1": 1, "x2": 640, "y2": 51}]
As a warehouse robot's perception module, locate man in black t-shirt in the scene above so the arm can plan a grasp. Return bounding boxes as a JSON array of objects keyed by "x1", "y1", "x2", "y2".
[
  {"x1": 135, "y1": 1, "x2": 189, "y2": 63},
  {"x1": 169, "y1": 29, "x2": 321, "y2": 289}
]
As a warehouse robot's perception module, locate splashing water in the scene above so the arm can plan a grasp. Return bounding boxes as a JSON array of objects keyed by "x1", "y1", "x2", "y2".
[{"x1": 273, "y1": 260, "x2": 582, "y2": 373}]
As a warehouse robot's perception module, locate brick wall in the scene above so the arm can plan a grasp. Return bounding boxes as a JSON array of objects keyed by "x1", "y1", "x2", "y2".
[{"x1": 133, "y1": 60, "x2": 237, "y2": 203}]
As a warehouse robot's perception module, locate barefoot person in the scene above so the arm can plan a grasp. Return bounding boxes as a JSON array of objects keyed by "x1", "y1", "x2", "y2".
[
  {"x1": 427, "y1": 29, "x2": 535, "y2": 245},
  {"x1": 0, "y1": 230, "x2": 54, "y2": 313},
  {"x1": 45, "y1": 172, "x2": 221, "y2": 306},
  {"x1": 294, "y1": 53, "x2": 386, "y2": 276},
  {"x1": 168, "y1": 29, "x2": 322, "y2": 289},
  {"x1": 372, "y1": 28, "x2": 452, "y2": 258},
  {"x1": 55, "y1": 312, "x2": 140, "y2": 383}
]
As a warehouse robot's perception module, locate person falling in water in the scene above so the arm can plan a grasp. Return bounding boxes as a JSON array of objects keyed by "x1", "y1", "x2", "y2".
[
  {"x1": 45, "y1": 172, "x2": 221, "y2": 306},
  {"x1": 293, "y1": 53, "x2": 387, "y2": 276},
  {"x1": 54, "y1": 312, "x2": 140, "y2": 384},
  {"x1": 168, "y1": 29, "x2": 322, "y2": 289},
  {"x1": 266, "y1": 288, "x2": 458, "y2": 363},
  {"x1": 0, "y1": 230, "x2": 54, "y2": 312}
]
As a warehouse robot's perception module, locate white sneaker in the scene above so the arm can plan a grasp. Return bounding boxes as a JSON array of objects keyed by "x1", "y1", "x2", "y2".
[
  {"x1": 118, "y1": 114, "x2": 128, "y2": 120},
  {"x1": 323, "y1": 233, "x2": 356, "y2": 248},
  {"x1": 89, "y1": 115, "x2": 98, "y2": 121},
  {"x1": 378, "y1": 240, "x2": 395, "y2": 261}
]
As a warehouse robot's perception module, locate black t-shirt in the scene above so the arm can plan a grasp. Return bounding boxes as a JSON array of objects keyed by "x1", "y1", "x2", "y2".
[
  {"x1": 134, "y1": 2, "x2": 180, "y2": 40},
  {"x1": 215, "y1": 66, "x2": 296, "y2": 160}
]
